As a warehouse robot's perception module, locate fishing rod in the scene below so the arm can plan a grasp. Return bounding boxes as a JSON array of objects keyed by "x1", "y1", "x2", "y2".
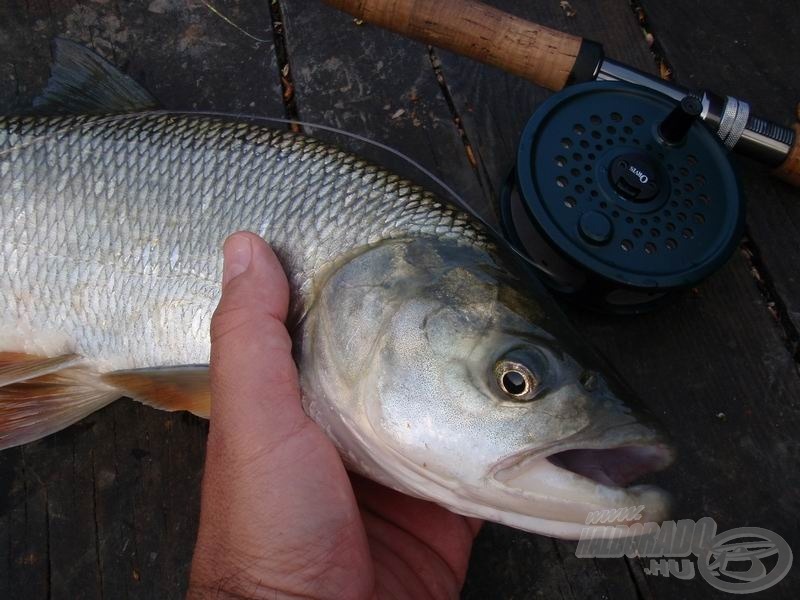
[{"x1": 323, "y1": 0, "x2": 799, "y2": 187}]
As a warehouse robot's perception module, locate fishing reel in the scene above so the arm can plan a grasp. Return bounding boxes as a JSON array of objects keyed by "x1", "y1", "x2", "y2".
[{"x1": 500, "y1": 82, "x2": 744, "y2": 313}]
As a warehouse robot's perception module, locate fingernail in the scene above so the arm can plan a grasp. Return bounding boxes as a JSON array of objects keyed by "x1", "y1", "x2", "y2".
[{"x1": 222, "y1": 234, "x2": 253, "y2": 287}]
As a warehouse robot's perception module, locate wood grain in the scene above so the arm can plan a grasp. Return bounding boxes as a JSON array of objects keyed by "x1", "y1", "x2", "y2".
[
  {"x1": 281, "y1": 0, "x2": 492, "y2": 224},
  {"x1": 430, "y1": 0, "x2": 659, "y2": 213}
]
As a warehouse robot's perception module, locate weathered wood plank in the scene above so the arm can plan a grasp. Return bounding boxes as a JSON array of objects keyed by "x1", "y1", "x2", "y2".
[
  {"x1": 567, "y1": 255, "x2": 800, "y2": 599},
  {"x1": 638, "y1": 0, "x2": 800, "y2": 338},
  {"x1": 279, "y1": 0, "x2": 492, "y2": 223},
  {"x1": 0, "y1": 1, "x2": 282, "y2": 598}
]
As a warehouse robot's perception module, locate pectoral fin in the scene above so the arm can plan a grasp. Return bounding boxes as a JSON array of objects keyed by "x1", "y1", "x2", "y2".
[{"x1": 102, "y1": 367, "x2": 210, "y2": 418}]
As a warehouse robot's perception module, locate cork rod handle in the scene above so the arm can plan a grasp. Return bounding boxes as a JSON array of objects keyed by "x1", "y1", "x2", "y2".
[
  {"x1": 774, "y1": 117, "x2": 800, "y2": 187},
  {"x1": 323, "y1": 0, "x2": 585, "y2": 91}
]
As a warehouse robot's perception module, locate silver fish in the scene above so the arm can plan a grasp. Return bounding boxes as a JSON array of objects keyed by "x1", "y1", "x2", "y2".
[{"x1": 0, "y1": 39, "x2": 673, "y2": 538}]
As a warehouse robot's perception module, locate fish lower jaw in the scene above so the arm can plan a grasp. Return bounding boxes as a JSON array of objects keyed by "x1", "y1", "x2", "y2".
[
  {"x1": 480, "y1": 444, "x2": 674, "y2": 535},
  {"x1": 448, "y1": 504, "x2": 659, "y2": 541}
]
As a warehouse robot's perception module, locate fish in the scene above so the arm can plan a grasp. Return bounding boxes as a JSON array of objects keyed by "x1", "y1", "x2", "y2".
[{"x1": 0, "y1": 39, "x2": 674, "y2": 539}]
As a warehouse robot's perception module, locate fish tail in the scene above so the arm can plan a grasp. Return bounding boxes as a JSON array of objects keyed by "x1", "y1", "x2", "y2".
[
  {"x1": 0, "y1": 352, "x2": 210, "y2": 450},
  {"x1": 0, "y1": 352, "x2": 119, "y2": 449}
]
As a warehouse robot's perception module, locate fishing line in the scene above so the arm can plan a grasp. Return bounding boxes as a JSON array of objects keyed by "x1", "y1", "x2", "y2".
[
  {"x1": 191, "y1": 2, "x2": 516, "y2": 248},
  {"x1": 183, "y1": 111, "x2": 561, "y2": 280},
  {"x1": 199, "y1": 0, "x2": 272, "y2": 43},
  {"x1": 191, "y1": 113, "x2": 471, "y2": 206}
]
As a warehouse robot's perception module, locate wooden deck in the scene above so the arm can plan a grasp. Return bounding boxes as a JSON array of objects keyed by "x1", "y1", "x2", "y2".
[{"x1": 0, "y1": 1, "x2": 798, "y2": 598}]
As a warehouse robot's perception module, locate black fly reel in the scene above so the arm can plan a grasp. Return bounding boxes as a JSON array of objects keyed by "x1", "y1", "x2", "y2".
[{"x1": 500, "y1": 82, "x2": 744, "y2": 313}]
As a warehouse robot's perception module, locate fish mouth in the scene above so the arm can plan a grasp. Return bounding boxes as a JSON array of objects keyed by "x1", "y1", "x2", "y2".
[
  {"x1": 545, "y1": 445, "x2": 673, "y2": 488},
  {"x1": 488, "y1": 442, "x2": 675, "y2": 537}
]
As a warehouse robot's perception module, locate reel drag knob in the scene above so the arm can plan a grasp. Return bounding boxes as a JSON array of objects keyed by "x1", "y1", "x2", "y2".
[{"x1": 500, "y1": 82, "x2": 744, "y2": 314}]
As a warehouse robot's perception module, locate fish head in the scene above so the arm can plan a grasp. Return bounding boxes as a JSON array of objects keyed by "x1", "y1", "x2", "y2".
[{"x1": 301, "y1": 237, "x2": 673, "y2": 539}]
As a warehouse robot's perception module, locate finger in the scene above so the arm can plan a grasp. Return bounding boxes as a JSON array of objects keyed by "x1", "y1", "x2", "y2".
[
  {"x1": 191, "y1": 233, "x2": 372, "y2": 597},
  {"x1": 209, "y1": 232, "x2": 306, "y2": 446},
  {"x1": 194, "y1": 231, "x2": 305, "y2": 579}
]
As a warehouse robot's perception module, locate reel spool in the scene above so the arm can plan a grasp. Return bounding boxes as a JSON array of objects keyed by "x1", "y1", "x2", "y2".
[{"x1": 500, "y1": 82, "x2": 744, "y2": 313}]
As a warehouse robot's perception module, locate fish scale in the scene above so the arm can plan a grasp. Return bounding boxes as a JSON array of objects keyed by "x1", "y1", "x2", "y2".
[{"x1": 0, "y1": 112, "x2": 483, "y2": 370}]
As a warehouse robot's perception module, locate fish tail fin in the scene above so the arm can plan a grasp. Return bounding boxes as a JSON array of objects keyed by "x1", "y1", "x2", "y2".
[
  {"x1": 33, "y1": 37, "x2": 158, "y2": 115},
  {"x1": 0, "y1": 352, "x2": 120, "y2": 450},
  {"x1": 0, "y1": 353, "x2": 211, "y2": 450}
]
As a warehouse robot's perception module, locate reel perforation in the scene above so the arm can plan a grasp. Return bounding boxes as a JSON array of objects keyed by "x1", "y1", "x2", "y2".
[{"x1": 502, "y1": 82, "x2": 743, "y2": 313}]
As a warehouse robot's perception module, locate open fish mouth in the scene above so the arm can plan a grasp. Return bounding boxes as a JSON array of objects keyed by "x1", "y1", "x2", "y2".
[
  {"x1": 487, "y1": 443, "x2": 675, "y2": 537},
  {"x1": 545, "y1": 445, "x2": 674, "y2": 488}
]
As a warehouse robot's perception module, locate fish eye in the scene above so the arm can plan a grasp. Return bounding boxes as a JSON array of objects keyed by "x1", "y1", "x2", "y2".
[{"x1": 494, "y1": 360, "x2": 540, "y2": 401}]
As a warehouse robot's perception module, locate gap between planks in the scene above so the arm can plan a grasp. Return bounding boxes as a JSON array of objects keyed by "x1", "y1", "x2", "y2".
[{"x1": 269, "y1": 0, "x2": 301, "y2": 127}]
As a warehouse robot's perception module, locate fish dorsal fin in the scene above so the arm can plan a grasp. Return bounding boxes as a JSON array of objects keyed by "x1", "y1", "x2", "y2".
[{"x1": 33, "y1": 37, "x2": 157, "y2": 114}]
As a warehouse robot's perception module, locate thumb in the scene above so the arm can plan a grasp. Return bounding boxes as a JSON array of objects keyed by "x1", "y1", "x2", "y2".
[
  {"x1": 190, "y1": 232, "x2": 370, "y2": 597},
  {"x1": 192, "y1": 232, "x2": 307, "y2": 580},
  {"x1": 208, "y1": 231, "x2": 305, "y2": 444}
]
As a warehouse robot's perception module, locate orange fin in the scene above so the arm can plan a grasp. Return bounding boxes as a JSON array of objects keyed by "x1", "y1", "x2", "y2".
[
  {"x1": 102, "y1": 367, "x2": 210, "y2": 418},
  {"x1": 0, "y1": 354, "x2": 210, "y2": 450},
  {"x1": 0, "y1": 352, "x2": 119, "y2": 450},
  {"x1": 0, "y1": 352, "x2": 83, "y2": 386}
]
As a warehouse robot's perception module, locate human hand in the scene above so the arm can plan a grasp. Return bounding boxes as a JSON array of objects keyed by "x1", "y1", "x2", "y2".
[{"x1": 187, "y1": 232, "x2": 482, "y2": 600}]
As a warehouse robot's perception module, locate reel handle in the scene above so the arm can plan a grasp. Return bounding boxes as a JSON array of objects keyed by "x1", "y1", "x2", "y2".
[{"x1": 322, "y1": 0, "x2": 596, "y2": 91}]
